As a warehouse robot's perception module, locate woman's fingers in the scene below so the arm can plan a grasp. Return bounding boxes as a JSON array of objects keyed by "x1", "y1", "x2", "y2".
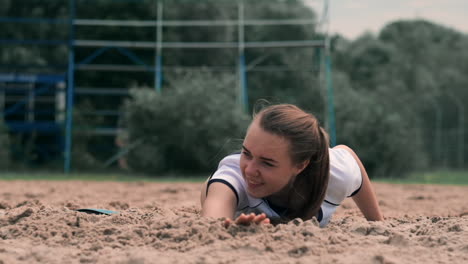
[
  {"x1": 223, "y1": 218, "x2": 233, "y2": 228},
  {"x1": 256, "y1": 213, "x2": 271, "y2": 225},
  {"x1": 253, "y1": 213, "x2": 267, "y2": 224},
  {"x1": 223, "y1": 213, "x2": 270, "y2": 228},
  {"x1": 235, "y1": 213, "x2": 255, "y2": 225}
]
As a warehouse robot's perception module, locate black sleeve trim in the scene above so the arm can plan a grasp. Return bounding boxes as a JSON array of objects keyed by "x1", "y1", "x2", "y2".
[
  {"x1": 239, "y1": 201, "x2": 263, "y2": 211},
  {"x1": 316, "y1": 207, "x2": 323, "y2": 222},
  {"x1": 348, "y1": 173, "x2": 363, "y2": 197},
  {"x1": 206, "y1": 179, "x2": 239, "y2": 206},
  {"x1": 324, "y1": 199, "x2": 340, "y2": 206},
  {"x1": 207, "y1": 171, "x2": 215, "y2": 181}
]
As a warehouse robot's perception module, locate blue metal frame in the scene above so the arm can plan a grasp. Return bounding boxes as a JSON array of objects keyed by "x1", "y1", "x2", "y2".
[
  {"x1": 0, "y1": 17, "x2": 68, "y2": 24},
  {"x1": 0, "y1": 39, "x2": 68, "y2": 45},
  {"x1": 1, "y1": 80, "x2": 65, "y2": 166},
  {"x1": 77, "y1": 46, "x2": 152, "y2": 71},
  {"x1": 116, "y1": 47, "x2": 152, "y2": 70},
  {"x1": 64, "y1": 0, "x2": 76, "y2": 173},
  {"x1": 62, "y1": 1, "x2": 163, "y2": 171},
  {"x1": 77, "y1": 47, "x2": 111, "y2": 65},
  {"x1": 239, "y1": 54, "x2": 248, "y2": 113},
  {"x1": 2, "y1": 83, "x2": 59, "y2": 117},
  {"x1": 0, "y1": 73, "x2": 66, "y2": 83},
  {"x1": 0, "y1": 0, "x2": 334, "y2": 172},
  {"x1": 155, "y1": 55, "x2": 163, "y2": 93},
  {"x1": 0, "y1": 2, "x2": 71, "y2": 169},
  {"x1": 6, "y1": 121, "x2": 61, "y2": 133},
  {"x1": 325, "y1": 53, "x2": 336, "y2": 147}
]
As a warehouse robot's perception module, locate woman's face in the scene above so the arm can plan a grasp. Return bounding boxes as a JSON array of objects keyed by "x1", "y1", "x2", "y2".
[{"x1": 240, "y1": 119, "x2": 307, "y2": 198}]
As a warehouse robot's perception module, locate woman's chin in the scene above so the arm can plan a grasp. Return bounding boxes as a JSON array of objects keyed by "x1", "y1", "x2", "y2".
[{"x1": 246, "y1": 186, "x2": 266, "y2": 198}]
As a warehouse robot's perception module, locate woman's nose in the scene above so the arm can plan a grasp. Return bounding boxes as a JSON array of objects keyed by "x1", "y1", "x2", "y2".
[{"x1": 244, "y1": 160, "x2": 258, "y2": 176}]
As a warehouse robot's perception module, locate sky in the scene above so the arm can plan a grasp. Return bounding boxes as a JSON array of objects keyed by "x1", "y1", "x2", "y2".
[{"x1": 307, "y1": 0, "x2": 468, "y2": 39}]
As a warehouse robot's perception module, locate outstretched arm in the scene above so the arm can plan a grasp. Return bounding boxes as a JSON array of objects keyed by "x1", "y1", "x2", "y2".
[
  {"x1": 200, "y1": 181, "x2": 237, "y2": 219},
  {"x1": 336, "y1": 145, "x2": 384, "y2": 221},
  {"x1": 200, "y1": 181, "x2": 270, "y2": 226}
]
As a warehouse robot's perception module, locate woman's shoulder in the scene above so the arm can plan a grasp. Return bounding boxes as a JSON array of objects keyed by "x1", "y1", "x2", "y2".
[
  {"x1": 326, "y1": 145, "x2": 363, "y2": 203},
  {"x1": 329, "y1": 145, "x2": 360, "y2": 168},
  {"x1": 218, "y1": 153, "x2": 241, "y2": 169},
  {"x1": 330, "y1": 144, "x2": 356, "y2": 156}
]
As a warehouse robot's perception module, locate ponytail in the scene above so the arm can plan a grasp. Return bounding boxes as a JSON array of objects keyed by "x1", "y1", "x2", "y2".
[{"x1": 285, "y1": 126, "x2": 330, "y2": 221}]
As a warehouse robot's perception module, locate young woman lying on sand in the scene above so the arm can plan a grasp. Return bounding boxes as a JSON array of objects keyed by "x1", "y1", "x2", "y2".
[{"x1": 200, "y1": 104, "x2": 383, "y2": 227}]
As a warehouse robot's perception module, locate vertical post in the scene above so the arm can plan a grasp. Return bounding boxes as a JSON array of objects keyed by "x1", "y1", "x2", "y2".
[
  {"x1": 238, "y1": 0, "x2": 248, "y2": 113},
  {"x1": 27, "y1": 84, "x2": 34, "y2": 122},
  {"x1": 64, "y1": 0, "x2": 75, "y2": 173},
  {"x1": 313, "y1": 47, "x2": 321, "y2": 73},
  {"x1": 447, "y1": 92, "x2": 465, "y2": 168},
  {"x1": 0, "y1": 85, "x2": 4, "y2": 114},
  {"x1": 460, "y1": 108, "x2": 465, "y2": 169},
  {"x1": 323, "y1": 0, "x2": 336, "y2": 146},
  {"x1": 325, "y1": 52, "x2": 336, "y2": 147},
  {"x1": 155, "y1": 0, "x2": 163, "y2": 93},
  {"x1": 428, "y1": 98, "x2": 442, "y2": 168},
  {"x1": 239, "y1": 55, "x2": 248, "y2": 113}
]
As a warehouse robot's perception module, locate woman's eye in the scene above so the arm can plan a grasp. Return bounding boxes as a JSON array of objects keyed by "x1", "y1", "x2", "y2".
[
  {"x1": 263, "y1": 162, "x2": 275, "y2": 167},
  {"x1": 242, "y1": 151, "x2": 252, "y2": 158}
]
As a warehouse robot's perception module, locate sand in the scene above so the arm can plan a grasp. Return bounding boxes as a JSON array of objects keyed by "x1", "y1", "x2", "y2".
[{"x1": 0, "y1": 180, "x2": 467, "y2": 264}]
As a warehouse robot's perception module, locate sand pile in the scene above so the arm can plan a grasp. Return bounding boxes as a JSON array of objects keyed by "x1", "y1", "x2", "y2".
[{"x1": 0, "y1": 181, "x2": 467, "y2": 263}]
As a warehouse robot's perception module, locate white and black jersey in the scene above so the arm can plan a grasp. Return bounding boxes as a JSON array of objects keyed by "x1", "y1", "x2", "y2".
[{"x1": 207, "y1": 148, "x2": 362, "y2": 227}]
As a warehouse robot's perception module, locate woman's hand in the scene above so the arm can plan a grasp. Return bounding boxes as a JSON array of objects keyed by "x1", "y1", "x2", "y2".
[{"x1": 223, "y1": 213, "x2": 271, "y2": 228}]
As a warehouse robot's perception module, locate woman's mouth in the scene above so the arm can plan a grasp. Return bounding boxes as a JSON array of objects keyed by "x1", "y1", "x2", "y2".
[{"x1": 247, "y1": 178, "x2": 264, "y2": 189}]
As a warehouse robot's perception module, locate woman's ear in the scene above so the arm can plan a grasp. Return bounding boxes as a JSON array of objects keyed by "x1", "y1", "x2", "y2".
[{"x1": 294, "y1": 159, "x2": 310, "y2": 175}]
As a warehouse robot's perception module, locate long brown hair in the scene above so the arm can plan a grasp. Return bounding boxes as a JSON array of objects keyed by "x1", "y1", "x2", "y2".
[{"x1": 255, "y1": 104, "x2": 330, "y2": 221}]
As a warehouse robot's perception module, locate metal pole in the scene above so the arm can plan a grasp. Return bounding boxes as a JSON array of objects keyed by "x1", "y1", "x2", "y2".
[
  {"x1": 323, "y1": 0, "x2": 336, "y2": 146},
  {"x1": 428, "y1": 98, "x2": 442, "y2": 168},
  {"x1": 447, "y1": 91, "x2": 465, "y2": 168},
  {"x1": 0, "y1": 86, "x2": 4, "y2": 114},
  {"x1": 27, "y1": 84, "x2": 34, "y2": 122},
  {"x1": 461, "y1": 106, "x2": 465, "y2": 169},
  {"x1": 238, "y1": 0, "x2": 248, "y2": 113},
  {"x1": 325, "y1": 53, "x2": 336, "y2": 147},
  {"x1": 239, "y1": 55, "x2": 248, "y2": 113},
  {"x1": 155, "y1": 0, "x2": 163, "y2": 93},
  {"x1": 64, "y1": 0, "x2": 75, "y2": 173},
  {"x1": 75, "y1": 39, "x2": 325, "y2": 49}
]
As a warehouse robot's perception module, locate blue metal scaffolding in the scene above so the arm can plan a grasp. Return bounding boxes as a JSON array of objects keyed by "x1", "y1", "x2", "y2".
[
  {"x1": 0, "y1": 0, "x2": 70, "y2": 166},
  {"x1": 0, "y1": 0, "x2": 335, "y2": 172}
]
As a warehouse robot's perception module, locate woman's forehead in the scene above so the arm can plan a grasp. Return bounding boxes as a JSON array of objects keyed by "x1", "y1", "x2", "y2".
[{"x1": 244, "y1": 121, "x2": 290, "y2": 156}]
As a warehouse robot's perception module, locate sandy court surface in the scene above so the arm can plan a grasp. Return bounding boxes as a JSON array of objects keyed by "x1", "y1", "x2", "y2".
[{"x1": 0, "y1": 180, "x2": 467, "y2": 264}]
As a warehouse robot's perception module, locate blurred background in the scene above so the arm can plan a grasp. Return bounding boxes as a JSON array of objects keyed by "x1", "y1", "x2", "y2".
[{"x1": 0, "y1": 0, "x2": 466, "y2": 181}]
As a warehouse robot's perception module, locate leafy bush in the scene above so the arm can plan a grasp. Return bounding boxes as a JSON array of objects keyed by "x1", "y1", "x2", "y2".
[
  {"x1": 333, "y1": 71, "x2": 427, "y2": 178},
  {"x1": 122, "y1": 70, "x2": 250, "y2": 174}
]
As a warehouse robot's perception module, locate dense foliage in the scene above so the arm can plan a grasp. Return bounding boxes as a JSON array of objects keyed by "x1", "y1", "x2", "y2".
[
  {"x1": 122, "y1": 71, "x2": 250, "y2": 173},
  {"x1": 331, "y1": 20, "x2": 468, "y2": 175}
]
